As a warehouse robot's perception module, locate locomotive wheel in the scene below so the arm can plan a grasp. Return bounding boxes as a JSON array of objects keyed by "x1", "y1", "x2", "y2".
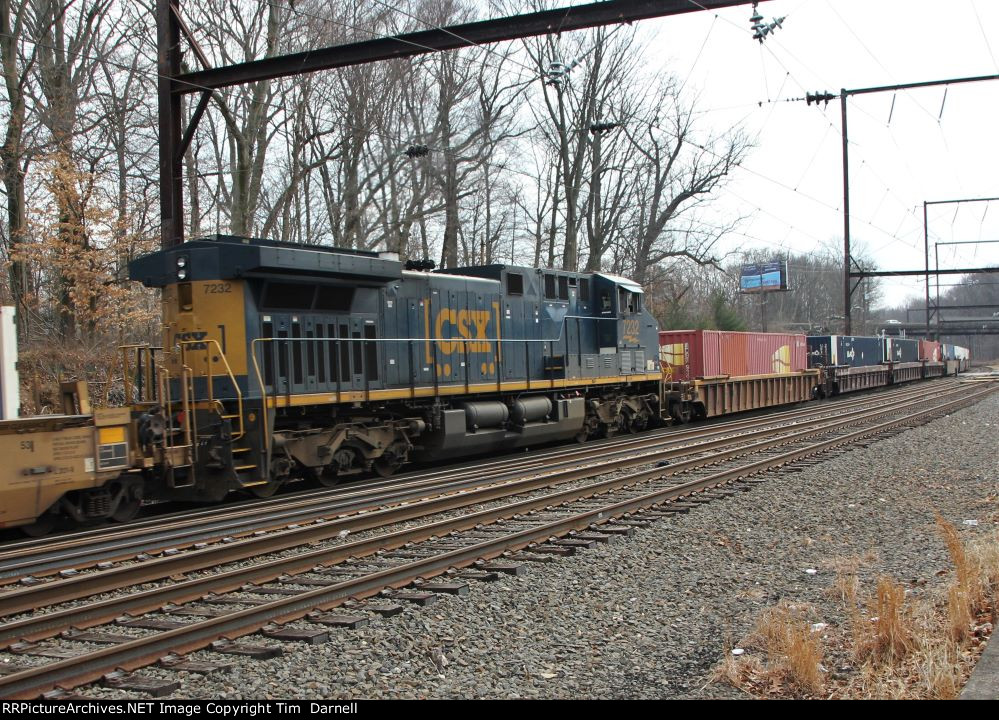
[
  {"x1": 373, "y1": 457, "x2": 402, "y2": 478},
  {"x1": 111, "y1": 498, "x2": 142, "y2": 523},
  {"x1": 316, "y1": 468, "x2": 341, "y2": 488},
  {"x1": 622, "y1": 408, "x2": 639, "y2": 434},
  {"x1": 20, "y1": 515, "x2": 56, "y2": 537},
  {"x1": 576, "y1": 416, "x2": 599, "y2": 443},
  {"x1": 249, "y1": 481, "x2": 281, "y2": 498},
  {"x1": 373, "y1": 442, "x2": 407, "y2": 478},
  {"x1": 630, "y1": 412, "x2": 649, "y2": 434}
]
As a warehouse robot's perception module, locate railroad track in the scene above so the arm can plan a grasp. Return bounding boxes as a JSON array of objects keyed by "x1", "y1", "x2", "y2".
[
  {"x1": 0, "y1": 380, "x2": 994, "y2": 699},
  {"x1": 0, "y1": 381, "x2": 963, "y2": 582}
]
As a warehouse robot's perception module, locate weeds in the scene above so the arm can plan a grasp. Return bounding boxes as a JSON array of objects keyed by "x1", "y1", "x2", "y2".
[
  {"x1": 714, "y1": 518, "x2": 999, "y2": 699},
  {"x1": 717, "y1": 603, "x2": 825, "y2": 697},
  {"x1": 854, "y1": 576, "x2": 916, "y2": 665}
]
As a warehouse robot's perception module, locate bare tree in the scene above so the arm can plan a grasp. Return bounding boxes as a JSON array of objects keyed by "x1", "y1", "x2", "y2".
[
  {"x1": 621, "y1": 80, "x2": 751, "y2": 284},
  {"x1": 0, "y1": 0, "x2": 37, "y2": 327}
]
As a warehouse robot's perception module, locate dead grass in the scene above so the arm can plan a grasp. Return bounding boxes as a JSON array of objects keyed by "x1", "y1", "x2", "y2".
[
  {"x1": 937, "y1": 514, "x2": 988, "y2": 642},
  {"x1": 854, "y1": 576, "x2": 917, "y2": 665},
  {"x1": 713, "y1": 517, "x2": 999, "y2": 700},
  {"x1": 712, "y1": 603, "x2": 825, "y2": 697}
]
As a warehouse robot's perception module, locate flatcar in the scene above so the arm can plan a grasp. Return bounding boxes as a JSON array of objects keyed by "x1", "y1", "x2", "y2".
[{"x1": 806, "y1": 334, "x2": 967, "y2": 396}]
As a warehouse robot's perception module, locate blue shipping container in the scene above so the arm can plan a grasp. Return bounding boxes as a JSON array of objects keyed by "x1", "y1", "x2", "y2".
[
  {"x1": 882, "y1": 337, "x2": 920, "y2": 363},
  {"x1": 807, "y1": 335, "x2": 884, "y2": 368}
]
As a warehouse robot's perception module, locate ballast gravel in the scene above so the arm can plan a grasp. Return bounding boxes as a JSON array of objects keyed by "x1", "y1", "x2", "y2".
[{"x1": 85, "y1": 389, "x2": 998, "y2": 699}]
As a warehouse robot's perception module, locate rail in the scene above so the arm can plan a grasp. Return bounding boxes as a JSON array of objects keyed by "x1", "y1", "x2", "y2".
[{"x1": 0, "y1": 381, "x2": 993, "y2": 698}]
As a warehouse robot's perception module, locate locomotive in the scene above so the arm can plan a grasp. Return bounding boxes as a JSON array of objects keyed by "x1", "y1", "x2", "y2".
[{"x1": 1, "y1": 235, "x2": 663, "y2": 532}]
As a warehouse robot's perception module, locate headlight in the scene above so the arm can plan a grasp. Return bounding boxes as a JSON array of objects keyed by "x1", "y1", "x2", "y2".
[{"x1": 177, "y1": 268, "x2": 188, "y2": 280}]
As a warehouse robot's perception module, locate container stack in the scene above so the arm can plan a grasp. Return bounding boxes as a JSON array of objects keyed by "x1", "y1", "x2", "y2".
[{"x1": 658, "y1": 330, "x2": 807, "y2": 381}]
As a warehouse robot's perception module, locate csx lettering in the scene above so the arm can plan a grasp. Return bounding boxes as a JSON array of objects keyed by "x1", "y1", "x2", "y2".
[
  {"x1": 434, "y1": 309, "x2": 493, "y2": 354},
  {"x1": 176, "y1": 330, "x2": 209, "y2": 350}
]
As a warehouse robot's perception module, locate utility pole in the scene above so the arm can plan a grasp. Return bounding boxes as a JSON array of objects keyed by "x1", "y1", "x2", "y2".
[
  {"x1": 587, "y1": 121, "x2": 619, "y2": 272},
  {"x1": 840, "y1": 90, "x2": 851, "y2": 335}
]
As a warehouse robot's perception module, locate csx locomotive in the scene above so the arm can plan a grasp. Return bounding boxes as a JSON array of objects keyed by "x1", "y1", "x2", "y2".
[{"x1": 1, "y1": 235, "x2": 663, "y2": 533}]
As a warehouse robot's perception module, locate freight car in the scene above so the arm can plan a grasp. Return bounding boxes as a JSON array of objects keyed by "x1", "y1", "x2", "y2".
[
  {"x1": 0, "y1": 235, "x2": 968, "y2": 535},
  {"x1": 658, "y1": 329, "x2": 818, "y2": 420},
  {"x1": 806, "y1": 334, "x2": 968, "y2": 396}
]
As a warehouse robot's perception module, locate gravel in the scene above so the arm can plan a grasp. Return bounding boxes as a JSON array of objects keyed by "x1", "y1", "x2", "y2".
[{"x1": 75, "y1": 389, "x2": 998, "y2": 699}]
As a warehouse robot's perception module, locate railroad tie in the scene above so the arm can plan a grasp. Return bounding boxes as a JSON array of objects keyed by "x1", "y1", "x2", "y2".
[
  {"x1": 261, "y1": 624, "x2": 330, "y2": 644},
  {"x1": 569, "y1": 532, "x2": 619, "y2": 545},
  {"x1": 210, "y1": 639, "x2": 283, "y2": 659},
  {"x1": 418, "y1": 581, "x2": 470, "y2": 596},
  {"x1": 455, "y1": 569, "x2": 502, "y2": 582},
  {"x1": 475, "y1": 561, "x2": 528, "y2": 575},
  {"x1": 62, "y1": 630, "x2": 137, "y2": 645},
  {"x1": 103, "y1": 670, "x2": 180, "y2": 698},
  {"x1": 159, "y1": 653, "x2": 232, "y2": 675},
  {"x1": 306, "y1": 612, "x2": 370, "y2": 629},
  {"x1": 364, "y1": 602, "x2": 406, "y2": 617},
  {"x1": 384, "y1": 590, "x2": 438, "y2": 606}
]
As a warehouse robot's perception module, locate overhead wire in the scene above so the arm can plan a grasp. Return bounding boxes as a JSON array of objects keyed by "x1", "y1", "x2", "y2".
[{"x1": 8, "y1": 1, "x2": 997, "y2": 282}]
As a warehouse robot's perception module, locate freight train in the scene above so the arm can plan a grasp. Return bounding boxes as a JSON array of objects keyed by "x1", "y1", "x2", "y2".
[{"x1": 0, "y1": 235, "x2": 969, "y2": 535}]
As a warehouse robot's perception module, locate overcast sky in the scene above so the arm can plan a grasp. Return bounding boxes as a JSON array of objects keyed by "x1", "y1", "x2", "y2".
[{"x1": 621, "y1": 0, "x2": 999, "y2": 309}]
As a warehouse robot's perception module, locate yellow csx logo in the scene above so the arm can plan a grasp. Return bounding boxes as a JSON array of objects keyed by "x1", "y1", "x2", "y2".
[
  {"x1": 434, "y1": 309, "x2": 493, "y2": 355},
  {"x1": 176, "y1": 330, "x2": 209, "y2": 350}
]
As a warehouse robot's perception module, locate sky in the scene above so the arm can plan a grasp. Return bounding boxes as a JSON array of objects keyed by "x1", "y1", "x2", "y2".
[{"x1": 616, "y1": 0, "x2": 999, "y2": 309}]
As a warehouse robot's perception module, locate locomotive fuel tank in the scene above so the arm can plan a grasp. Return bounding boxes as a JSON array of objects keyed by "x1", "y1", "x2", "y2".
[{"x1": 510, "y1": 396, "x2": 553, "y2": 425}]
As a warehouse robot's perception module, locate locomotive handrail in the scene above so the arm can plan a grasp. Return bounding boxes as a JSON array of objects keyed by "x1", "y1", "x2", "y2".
[
  {"x1": 158, "y1": 367, "x2": 176, "y2": 451},
  {"x1": 177, "y1": 338, "x2": 245, "y2": 441}
]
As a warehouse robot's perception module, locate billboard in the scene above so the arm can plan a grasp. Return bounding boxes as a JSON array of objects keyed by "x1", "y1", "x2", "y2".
[{"x1": 739, "y1": 260, "x2": 788, "y2": 293}]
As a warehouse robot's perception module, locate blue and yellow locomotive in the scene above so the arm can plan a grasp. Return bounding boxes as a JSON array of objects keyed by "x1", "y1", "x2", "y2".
[{"x1": 128, "y1": 235, "x2": 663, "y2": 500}]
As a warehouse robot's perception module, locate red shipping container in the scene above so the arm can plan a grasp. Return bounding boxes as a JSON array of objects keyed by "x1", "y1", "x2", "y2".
[
  {"x1": 658, "y1": 329, "x2": 808, "y2": 381},
  {"x1": 919, "y1": 339, "x2": 942, "y2": 362}
]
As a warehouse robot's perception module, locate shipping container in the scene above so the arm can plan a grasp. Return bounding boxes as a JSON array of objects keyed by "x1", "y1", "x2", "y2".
[
  {"x1": 658, "y1": 330, "x2": 807, "y2": 381},
  {"x1": 919, "y1": 339, "x2": 942, "y2": 362},
  {"x1": 807, "y1": 335, "x2": 884, "y2": 368},
  {"x1": 882, "y1": 337, "x2": 920, "y2": 364},
  {"x1": 941, "y1": 343, "x2": 956, "y2": 361}
]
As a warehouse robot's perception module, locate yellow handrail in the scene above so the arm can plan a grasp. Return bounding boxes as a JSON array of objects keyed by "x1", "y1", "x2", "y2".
[
  {"x1": 249, "y1": 337, "x2": 270, "y2": 452},
  {"x1": 159, "y1": 366, "x2": 175, "y2": 452},
  {"x1": 177, "y1": 338, "x2": 245, "y2": 441}
]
